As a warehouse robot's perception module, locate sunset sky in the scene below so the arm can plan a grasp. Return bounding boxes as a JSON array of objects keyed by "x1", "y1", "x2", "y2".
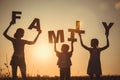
[{"x1": 0, "y1": 0, "x2": 120, "y2": 77}]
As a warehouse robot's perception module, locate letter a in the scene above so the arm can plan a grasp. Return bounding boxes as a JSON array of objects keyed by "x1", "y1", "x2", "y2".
[{"x1": 28, "y1": 18, "x2": 41, "y2": 31}]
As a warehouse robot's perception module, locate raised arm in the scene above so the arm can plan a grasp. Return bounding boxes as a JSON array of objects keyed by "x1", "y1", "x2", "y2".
[
  {"x1": 68, "y1": 41, "x2": 75, "y2": 57},
  {"x1": 54, "y1": 41, "x2": 60, "y2": 57},
  {"x1": 3, "y1": 21, "x2": 14, "y2": 41},
  {"x1": 26, "y1": 31, "x2": 41, "y2": 45},
  {"x1": 54, "y1": 41, "x2": 60, "y2": 53},
  {"x1": 100, "y1": 35, "x2": 109, "y2": 51},
  {"x1": 79, "y1": 33, "x2": 90, "y2": 50},
  {"x1": 69, "y1": 41, "x2": 74, "y2": 53}
]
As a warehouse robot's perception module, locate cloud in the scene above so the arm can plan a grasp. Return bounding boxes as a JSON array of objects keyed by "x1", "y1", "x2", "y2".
[{"x1": 115, "y1": 1, "x2": 120, "y2": 10}]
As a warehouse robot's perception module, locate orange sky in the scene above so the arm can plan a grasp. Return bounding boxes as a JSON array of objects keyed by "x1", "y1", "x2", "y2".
[{"x1": 0, "y1": 0, "x2": 120, "y2": 77}]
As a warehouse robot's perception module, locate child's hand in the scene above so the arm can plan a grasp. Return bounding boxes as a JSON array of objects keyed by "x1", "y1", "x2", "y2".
[
  {"x1": 105, "y1": 32, "x2": 109, "y2": 38},
  {"x1": 54, "y1": 40, "x2": 57, "y2": 44},
  {"x1": 38, "y1": 30, "x2": 42, "y2": 34},
  {"x1": 78, "y1": 32, "x2": 83, "y2": 37},
  {"x1": 10, "y1": 21, "x2": 15, "y2": 25},
  {"x1": 78, "y1": 32, "x2": 81, "y2": 36}
]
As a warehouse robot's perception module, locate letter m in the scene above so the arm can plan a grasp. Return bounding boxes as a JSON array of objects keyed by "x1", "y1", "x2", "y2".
[{"x1": 48, "y1": 30, "x2": 64, "y2": 43}]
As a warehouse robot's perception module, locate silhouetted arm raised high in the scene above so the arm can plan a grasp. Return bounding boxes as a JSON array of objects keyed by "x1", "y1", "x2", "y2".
[
  {"x1": 26, "y1": 31, "x2": 41, "y2": 45},
  {"x1": 100, "y1": 35, "x2": 109, "y2": 51},
  {"x1": 79, "y1": 33, "x2": 90, "y2": 50},
  {"x1": 54, "y1": 41, "x2": 60, "y2": 57},
  {"x1": 54, "y1": 41, "x2": 57, "y2": 52},
  {"x1": 3, "y1": 21, "x2": 14, "y2": 41},
  {"x1": 69, "y1": 41, "x2": 75, "y2": 57},
  {"x1": 69, "y1": 41, "x2": 74, "y2": 53}
]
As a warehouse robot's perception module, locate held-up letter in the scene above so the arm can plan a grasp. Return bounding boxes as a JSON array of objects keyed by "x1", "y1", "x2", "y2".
[
  {"x1": 12, "y1": 11, "x2": 22, "y2": 23},
  {"x1": 48, "y1": 30, "x2": 64, "y2": 43},
  {"x1": 102, "y1": 22, "x2": 114, "y2": 36},
  {"x1": 68, "y1": 29, "x2": 77, "y2": 42},
  {"x1": 28, "y1": 18, "x2": 41, "y2": 31}
]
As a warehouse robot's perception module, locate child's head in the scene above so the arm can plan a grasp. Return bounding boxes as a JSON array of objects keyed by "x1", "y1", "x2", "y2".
[
  {"x1": 61, "y1": 44, "x2": 69, "y2": 53},
  {"x1": 14, "y1": 28, "x2": 24, "y2": 39},
  {"x1": 91, "y1": 38, "x2": 99, "y2": 48}
]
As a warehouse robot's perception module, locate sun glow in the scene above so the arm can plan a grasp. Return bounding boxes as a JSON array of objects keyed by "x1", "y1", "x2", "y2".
[{"x1": 31, "y1": 43, "x2": 53, "y2": 63}]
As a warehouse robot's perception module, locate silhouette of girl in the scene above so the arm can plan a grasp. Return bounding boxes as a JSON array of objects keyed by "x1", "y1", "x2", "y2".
[
  {"x1": 78, "y1": 33, "x2": 109, "y2": 80},
  {"x1": 54, "y1": 41, "x2": 74, "y2": 80},
  {"x1": 3, "y1": 21, "x2": 41, "y2": 80}
]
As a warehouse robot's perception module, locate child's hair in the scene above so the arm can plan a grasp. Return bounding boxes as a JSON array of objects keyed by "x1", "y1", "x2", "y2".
[
  {"x1": 14, "y1": 28, "x2": 24, "y2": 39},
  {"x1": 61, "y1": 44, "x2": 69, "y2": 52},
  {"x1": 91, "y1": 38, "x2": 99, "y2": 47}
]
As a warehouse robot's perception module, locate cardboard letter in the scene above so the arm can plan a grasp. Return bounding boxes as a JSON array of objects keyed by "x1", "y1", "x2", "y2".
[
  {"x1": 68, "y1": 29, "x2": 77, "y2": 42},
  {"x1": 76, "y1": 21, "x2": 80, "y2": 30},
  {"x1": 48, "y1": 30, "x2": 64, "y2": 43},
  {"x1": 12, "y1": 11, "x2": 22, "y2": 23},
  {"x1": 102, "y1": 22, "x2": 114, "y2": 36},
  {"x1": 28, "y1": 18, "x2": 41, "y2": 31}
]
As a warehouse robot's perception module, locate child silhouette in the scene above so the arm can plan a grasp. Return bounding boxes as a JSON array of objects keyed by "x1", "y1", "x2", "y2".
[
  {"x1": 54, "y1": 41, "x2": 74, "y2": 80},
  {"x1": 3, "y1": 21, "x2": 41, "y2": 80},
  {"x1": 78, "y1": 33, "x2": 109, "y2": 80}
]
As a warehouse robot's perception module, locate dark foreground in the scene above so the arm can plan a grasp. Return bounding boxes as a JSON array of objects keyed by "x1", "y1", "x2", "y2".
[{"x1": 0, "y1": 76, "x2": 120, "y2": 80}]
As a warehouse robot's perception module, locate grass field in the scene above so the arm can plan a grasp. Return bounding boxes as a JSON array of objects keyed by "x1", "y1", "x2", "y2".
[{"x1": 0, "y1": 76, "x2": 120, "y2": 80}]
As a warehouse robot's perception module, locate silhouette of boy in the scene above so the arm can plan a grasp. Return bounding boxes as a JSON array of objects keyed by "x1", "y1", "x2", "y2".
[
  {"x1": 54, "y1": 41, "x2": 74, "y2": 80},
  {"x1": 78, "y1": 33, "x2": 109, "y2": 80},
  {"x1": 3, "y1": 21, "x2": 41, "y2": 80}
]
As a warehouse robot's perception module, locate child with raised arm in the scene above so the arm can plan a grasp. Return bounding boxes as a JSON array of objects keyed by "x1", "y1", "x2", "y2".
[
  {"x1": 3, "y1": 21, "x2": 41, "y2": 80},
  {"x1": 78, "y1": 33, "x2": 109, "y2": 80},
  {"x1": 54, "y1": 41, "x2": 74, "y2": 80}
]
